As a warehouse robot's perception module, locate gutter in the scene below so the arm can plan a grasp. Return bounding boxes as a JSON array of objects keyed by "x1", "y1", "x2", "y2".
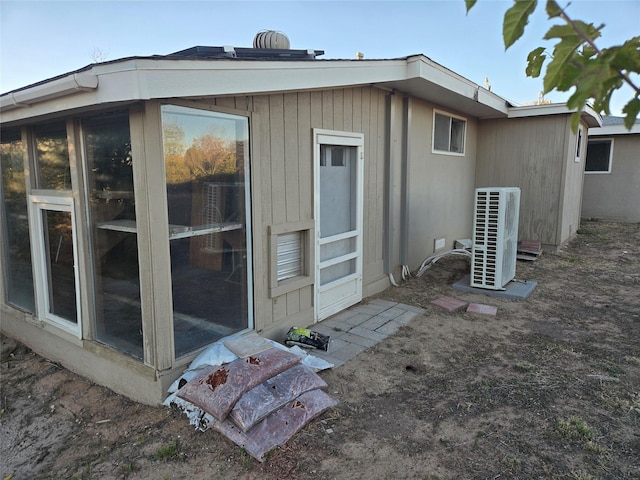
[{"x1": 0, "y1": 73, "x2": 98, "y2": 111}]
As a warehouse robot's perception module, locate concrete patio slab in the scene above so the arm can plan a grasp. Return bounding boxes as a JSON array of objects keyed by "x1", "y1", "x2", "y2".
[{"x1": 452, "y1": 275, "x2": 537, "y2": 300}]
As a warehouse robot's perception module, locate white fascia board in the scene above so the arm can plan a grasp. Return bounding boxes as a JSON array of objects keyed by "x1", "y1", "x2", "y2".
[
  {"x1": 135, "y1": 58, "x2": 410, "y2": 97},
  {"x1": 1, "y1": 56, "x2": 511, "y2": 122},
  {"x1": 0, "y1": 58, "x2": 411, "y2": 122},
  {"x1": 508, "y1": 102, "x2": 602, "y2": 127},
  {"x1": 589, "y1": 123, "x2": 640, "y2": 136},
  {"x1": 406, "y1": 56, "x2": 508, "y2": 115}
]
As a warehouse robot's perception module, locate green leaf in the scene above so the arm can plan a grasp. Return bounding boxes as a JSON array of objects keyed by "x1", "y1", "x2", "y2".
[
  {"x1": 465, "y1": 0, "x2": 478, "y2": 13},
  {"x1": 545, "y1": 0, "x2": 562, "y2": 18},
  {"x1": 622, "y1": 97, "x2": 640, "y2": 129},
  {"x1": 526, "y1": 47, "x2": 547, "y2": 77},
  {"x1": 570, "y1": 112, "x2": 582, "y2": 133},
  {"x1": 503, "y1": 0, "x2": 538, "y2": 50}
]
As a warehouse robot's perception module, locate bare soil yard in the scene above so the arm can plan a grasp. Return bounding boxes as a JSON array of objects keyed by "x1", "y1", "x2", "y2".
[{"x1": 2, "y1": 219, "x2": 639, "y2": 480}]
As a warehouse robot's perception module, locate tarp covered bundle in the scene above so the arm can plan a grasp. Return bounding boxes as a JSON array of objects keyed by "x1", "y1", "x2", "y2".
[{"x1": 164, "y1": 332, "x2": 337, "y2": 461}]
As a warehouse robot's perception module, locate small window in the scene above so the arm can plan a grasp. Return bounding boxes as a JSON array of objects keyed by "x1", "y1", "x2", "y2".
[
  {"x1": 433, "y1": 110, "x2": 466, "y2": 155},
  {"x1": 575, "y1": 127, "x2": 583, "y2": 162},
  {"x1": 277, "y1": 231, "x2": 303, "y2": 281},
  {"x1": 269, "y1": 221, "x2": 314, "y2": 298},
  {"x1": 585, "y1": 139, "x2": 613, "y2": 173}
]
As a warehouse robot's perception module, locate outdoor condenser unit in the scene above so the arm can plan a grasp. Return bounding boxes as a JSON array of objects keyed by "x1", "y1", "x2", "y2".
[{"x1": 471, "y1": 187, "x2": 521, "y2": 290}]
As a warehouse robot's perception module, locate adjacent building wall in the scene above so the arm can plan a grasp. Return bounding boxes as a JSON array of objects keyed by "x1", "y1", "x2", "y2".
[
  {"x1": 404, "y1": 98, "x2": 478, "y2": 269},
  {"x1": 582, "y1": 134, "x2": 640, "y2": 222},
  {"x1": 476, "y1": 115, "x2": 581, "y2": 247}
]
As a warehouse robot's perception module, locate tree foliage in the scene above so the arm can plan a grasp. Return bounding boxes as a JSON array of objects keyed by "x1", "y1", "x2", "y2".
[{"x1": 466, "y1": 0, "x2": 640, "y2": 130}]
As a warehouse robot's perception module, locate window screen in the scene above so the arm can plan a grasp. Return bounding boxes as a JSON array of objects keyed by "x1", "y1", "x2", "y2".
[{"x1": 585, "y1": 139, "x2": 613, "y2": 173}]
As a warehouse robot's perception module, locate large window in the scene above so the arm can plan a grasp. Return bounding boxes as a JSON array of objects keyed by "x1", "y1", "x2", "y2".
[
  {"x1": 30, "y1": 124, "x2": 81, "y2": 335},
  {"x1": 161, "y1": 104, "x2": 252, "y2": 357},
  {"x1": 585, "y1": 139, "x2": 613, "y2": 173},
  {"x1": 433, "y1": 110, "x2": 466, "y2": 155},
  {"x1": 83, "y1": 111, "x2": 143, "y2": 358},
  {"x1": 1, "y1": 128, "x2": 35, "y2": 312}
]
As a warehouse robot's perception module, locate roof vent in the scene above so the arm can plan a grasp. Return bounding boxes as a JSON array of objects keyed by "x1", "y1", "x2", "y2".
[{"x1": 253, "y1": 30, "x2": 290, "y2": 49}]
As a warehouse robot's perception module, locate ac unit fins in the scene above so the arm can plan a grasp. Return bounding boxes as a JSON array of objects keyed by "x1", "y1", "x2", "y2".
[{"x1": 471, "y1": 187, "x2": 520, "y2": 290}]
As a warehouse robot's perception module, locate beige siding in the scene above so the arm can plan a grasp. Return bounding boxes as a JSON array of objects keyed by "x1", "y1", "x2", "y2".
[
  {"x1": 582, "y1": 134, "x2": 640, "y2": 222},
  {"x1": 558, "y1": 122, "x2": 587, "y2": 243},
  {"x1": 231, "y1": 87, "x2": 389, "y2": 336},
  {"x1": 405, "y1": 99, "x2": 478, "y2": 269},
  {"x1": 476, "y1": 115, "x2": 570, "y2": 246}
]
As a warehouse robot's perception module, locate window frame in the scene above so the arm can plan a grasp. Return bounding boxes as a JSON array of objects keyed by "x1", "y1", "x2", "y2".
[
  {"x1": 432, "y1": 109, "x2": 467, "y2": 156},
  {"x1": 268, "y1": 220, "x2": 315, "y2": 298},
  {"x1": 575, "y1": 126, "x2": 583, "y2": 162},
  {"x1": 585, "y1": 138, "x2": 614, "y2": 174}
]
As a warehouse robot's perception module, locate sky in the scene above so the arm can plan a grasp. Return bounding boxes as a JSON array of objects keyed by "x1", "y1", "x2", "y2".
[{"x1": 1, "y1": 0, "x2": 639, "y2": 115}]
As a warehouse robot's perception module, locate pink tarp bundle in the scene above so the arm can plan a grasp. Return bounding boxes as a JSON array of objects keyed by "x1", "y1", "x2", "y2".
[
  {"x1": 177, "y1": 347, "x2": 301, "y2": 421},
  {"x1": 174, "y1": 345, "x2": 337, "y2": 461},
  {"x1": 229, "y1": 364, "x2": 328, "y2": 432},
  {"x1": 211, "y1": 389, "x2": 338, "y2": 462}
]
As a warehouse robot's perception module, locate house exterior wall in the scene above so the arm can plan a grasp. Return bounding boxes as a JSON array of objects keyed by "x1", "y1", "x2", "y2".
[
  {"x1": 404, "y1": 98, "x2": 478, "y2": 269},
  {"x1": 582, "y1": 133, "x2": 640, "y2": 222},
  {"x1": 244, "y1": 87, "x2": 389, "y2": 338},
  {"x1": 476, "y1": 115, "x2": 582, "y2": 247},
  {"x1": 558, "y1": 122, "x2": 587, "y2": 244},
  {"x1": 0, "y1": 87, "x2": 391, "y2": 404}
]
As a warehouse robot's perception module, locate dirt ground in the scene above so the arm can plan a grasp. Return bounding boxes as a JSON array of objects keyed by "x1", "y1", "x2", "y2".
[{"x1": 1, "y1": 219, "x2": 639, "y2": 480}]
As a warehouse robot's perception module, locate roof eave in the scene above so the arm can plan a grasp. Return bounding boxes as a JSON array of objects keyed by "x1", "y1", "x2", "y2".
[
  {"x1": 0, "y1": 55, "x2": 511, "y2": 122},
  {"x1": 507, "y1": 103, "x2": 602, "y2": 127}
]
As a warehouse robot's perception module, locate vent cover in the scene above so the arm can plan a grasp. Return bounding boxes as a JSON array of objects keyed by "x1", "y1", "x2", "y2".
[
  {"x1": 253, "y1": 30, "x2": 290, "y2": 49},
  {"x1": 471, "y1": 187, "x2": 521, "y2": 290}
]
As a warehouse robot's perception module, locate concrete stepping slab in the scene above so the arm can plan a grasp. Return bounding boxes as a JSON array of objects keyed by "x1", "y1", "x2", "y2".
[
  {"x1": 431, "y1": 296, "x2": 467, "y2": 312},
  {"x1": 466, "y1": 303, "x2": 498, "y2": 316}
]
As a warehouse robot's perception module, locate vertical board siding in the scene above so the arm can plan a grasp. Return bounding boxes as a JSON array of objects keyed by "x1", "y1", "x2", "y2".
[
  {"x1": 476, "y1": 116, "x2": 567, "y2": 245},
  {"x1": 297, "y1": 92, "x2": 313, "y2": 220},
  {"x1": 232, "y1": 87, "x2": 387, "y2": 330},
  {"x1": 269, "y1": 95, "x2": 287, "y2": 226},
  {"x1": 284, "y1": 93, "x2": 300, "y2": 223},
  {"x1": 252, "y1": 96, "x2": 273, "y2": 328}
]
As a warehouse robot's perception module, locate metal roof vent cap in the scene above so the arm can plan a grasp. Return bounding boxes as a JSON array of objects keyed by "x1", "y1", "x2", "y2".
[{"x1": 253, "y1": 30, "x2": 290, "y2": 49}]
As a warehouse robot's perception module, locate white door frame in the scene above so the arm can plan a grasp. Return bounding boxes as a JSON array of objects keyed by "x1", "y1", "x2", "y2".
[
  {"x1": 313, "y1": 129, "x2": 364, "y2": 321},
  {"x1": 29, "y1": 194, "x2": 82, "y2": 337}
]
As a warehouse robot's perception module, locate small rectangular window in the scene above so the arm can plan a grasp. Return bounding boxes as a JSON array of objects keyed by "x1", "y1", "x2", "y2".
[
  {"x1": 269, "y1": 221, "x2": 314, "y2": 298},
  {"x1": 433, "y1": 110, "x2": 466, "y2": 155},
  {"x1": 575, "y1": 127, "x2": 583, "y2": 162},
  {"x1": 585, "y1": 139, "x2": 613, "y2": 173},
  {"x1": 277, "y1": 231, "x2": 303, "y2": 281}
]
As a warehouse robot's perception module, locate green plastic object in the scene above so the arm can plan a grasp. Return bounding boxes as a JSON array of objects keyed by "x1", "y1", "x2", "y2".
[{"x1": 285, "y1": 327, "x2": 330, "y2": 351}]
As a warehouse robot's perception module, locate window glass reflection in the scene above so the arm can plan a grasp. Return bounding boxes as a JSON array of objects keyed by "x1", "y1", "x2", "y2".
[
  {"x1": 0, "y1": 128, "x2": 35, "y2": 311},
  {"x1": 34, "y1": 122, "x2": 71, "y2": 190},
  {"x1": 84, "y1": 111, "x2": 142, "y2": 358},
  {"x1": 161, "y1": 105, "x2": 250, "y2": 357}
]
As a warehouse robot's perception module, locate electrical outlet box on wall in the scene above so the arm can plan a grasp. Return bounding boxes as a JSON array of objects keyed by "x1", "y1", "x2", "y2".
[{"x1": 434, "y1": 238, "x2": 446, "y2": 251}]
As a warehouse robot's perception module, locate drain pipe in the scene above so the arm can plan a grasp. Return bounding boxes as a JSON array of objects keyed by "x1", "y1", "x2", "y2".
[
  {"x1": 399, "y1": 96, "x2": 411, "y2": 274},
  {"x1": 384, "y1": 90, "x2": 394, "y2": 277}
]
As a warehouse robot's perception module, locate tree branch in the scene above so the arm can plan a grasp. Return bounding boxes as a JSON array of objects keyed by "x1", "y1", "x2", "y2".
[{"x1": 552, "y1": 0, "x2": 640, "y2": 95}]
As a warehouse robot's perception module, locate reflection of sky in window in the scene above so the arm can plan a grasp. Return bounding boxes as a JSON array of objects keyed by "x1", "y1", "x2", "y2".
[{"x1": 161, "y1": 105, "x2": 246, "y2": 154}]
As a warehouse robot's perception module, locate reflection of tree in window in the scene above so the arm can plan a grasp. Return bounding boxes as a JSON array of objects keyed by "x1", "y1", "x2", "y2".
[
  {"x1": 184, "y1": 135, "x2": 237, "y2": 178},
  {"x1": 34, "y1": 123, "x2": 71, "y2": 190},
  {"x1": 163, "y1": 123, "x2": 240, "y2": 184}
]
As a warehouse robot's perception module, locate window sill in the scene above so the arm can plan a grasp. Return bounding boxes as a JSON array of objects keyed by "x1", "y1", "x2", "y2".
[{"x1": 269, "y1": 275, "x2": 314, "y2": 298}]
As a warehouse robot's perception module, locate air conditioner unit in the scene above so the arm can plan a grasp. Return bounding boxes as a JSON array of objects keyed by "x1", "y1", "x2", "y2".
[{"x1": 471, "y1": 187, "x2": 520, "y2": 290}]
